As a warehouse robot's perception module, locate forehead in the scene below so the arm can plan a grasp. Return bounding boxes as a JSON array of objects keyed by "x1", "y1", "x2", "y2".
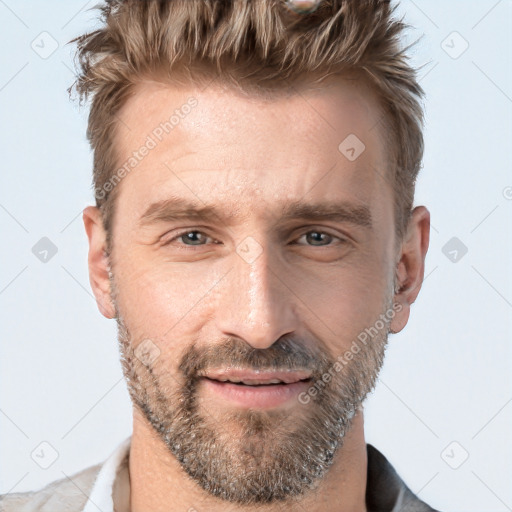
[{"x1": 112, "y1": 74, "x2": 390, "y2": 228}]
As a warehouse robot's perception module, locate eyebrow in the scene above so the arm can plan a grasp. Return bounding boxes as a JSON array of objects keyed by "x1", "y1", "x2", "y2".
[{"x1": 138, "y1": 196, "x2": 372, "y2": 229}]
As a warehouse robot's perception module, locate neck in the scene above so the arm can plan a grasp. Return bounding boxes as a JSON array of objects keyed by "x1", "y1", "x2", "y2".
[{"x1": 129, "y1": 408, "x2": 368, "y2": 512}]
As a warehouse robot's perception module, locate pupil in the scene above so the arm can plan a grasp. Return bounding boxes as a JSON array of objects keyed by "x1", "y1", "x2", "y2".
[
  {"x1": 307, "y1": 232, "x2": 328, "y2": 245},
  {"x1": 186, "y1": 232, "x2": 202, "y2": 244}
]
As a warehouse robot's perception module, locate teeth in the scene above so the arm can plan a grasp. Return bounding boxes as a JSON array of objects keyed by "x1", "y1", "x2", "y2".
[
  {"x1": 241, "y1": 379, "x2": 283, "y2": 385},
  {"x1": 213, "y1": 377, "x2": 285, "y2": 385}
]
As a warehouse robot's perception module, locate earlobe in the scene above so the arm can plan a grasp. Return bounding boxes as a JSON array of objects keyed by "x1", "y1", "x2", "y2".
[
  {"x1": 83, "y1": 206, "x2": 116, "y2": 319},
  {"x1": 390, "y1": 300, "x2": 410, "y2": 334},
  {"x1": 389, "y1": 206, "x2": 430, "y2": 334}
]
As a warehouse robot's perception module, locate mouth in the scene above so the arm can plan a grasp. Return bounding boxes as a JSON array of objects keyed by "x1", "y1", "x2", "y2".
[
  {"x1": 199, "y1": 368, "x2": 312, "y2": 384},
  {"x1": 198, "y1": 369, "x2": 312, "y2": 409},
  {"x1": 204, "y1": 378, "x2": 308, "y2": 386}
]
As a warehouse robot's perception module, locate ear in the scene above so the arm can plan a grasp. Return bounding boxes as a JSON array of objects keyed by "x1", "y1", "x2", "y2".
[
  {"x1": 390, "y1": 206, "x2": 430, "y2": 334},
  {"x1": 83, "y1": 206, "x2": 116, "y2": 319}
]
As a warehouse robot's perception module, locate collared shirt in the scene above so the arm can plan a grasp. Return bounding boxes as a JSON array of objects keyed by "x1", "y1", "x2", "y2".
[{"x1": 0, "y1": 436, "x2": 440, "y2": 512}]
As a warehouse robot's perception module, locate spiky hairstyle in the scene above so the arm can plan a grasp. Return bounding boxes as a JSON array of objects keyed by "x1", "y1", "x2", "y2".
[{"x1": 69, "y1": 0, "x2": 424, "y2": 246}]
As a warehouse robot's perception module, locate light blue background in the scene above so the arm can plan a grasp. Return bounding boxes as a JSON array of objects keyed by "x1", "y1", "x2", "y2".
[{"x1": 1, "y1": 1, "x2": 511, "y2": 511}]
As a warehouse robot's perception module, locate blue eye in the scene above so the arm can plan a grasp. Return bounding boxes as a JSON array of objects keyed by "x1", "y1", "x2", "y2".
[
  {"x1": 173, "y1": 231, "x2": 211, "y2": 246},
  {"x1": 299, "y1": 231, "x2": 334, "y2": 246}
]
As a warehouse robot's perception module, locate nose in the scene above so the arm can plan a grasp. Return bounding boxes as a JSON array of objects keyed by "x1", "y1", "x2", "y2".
[{"x1": 215, "y1": 241, "x2": 298, "y2": 350}]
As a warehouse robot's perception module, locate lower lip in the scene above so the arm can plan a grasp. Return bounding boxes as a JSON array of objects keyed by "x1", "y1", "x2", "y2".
[{"x1": 201, "y1": 378, "x2": 311, "y2": 409}]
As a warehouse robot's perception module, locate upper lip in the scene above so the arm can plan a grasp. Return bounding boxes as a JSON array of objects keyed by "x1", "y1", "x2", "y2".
[{"x1": 198, "y1": 368, "x2": 312, "y2": 385}]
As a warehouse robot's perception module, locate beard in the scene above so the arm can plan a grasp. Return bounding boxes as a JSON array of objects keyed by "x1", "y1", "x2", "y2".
[{"x1": 111, "y1": 274, "x2": 393, "y2": 506}]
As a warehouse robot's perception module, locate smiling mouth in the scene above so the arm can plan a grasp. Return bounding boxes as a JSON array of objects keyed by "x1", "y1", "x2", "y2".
[{"x1": 198, "y1": 369, "x2": 313, "y2": 409}]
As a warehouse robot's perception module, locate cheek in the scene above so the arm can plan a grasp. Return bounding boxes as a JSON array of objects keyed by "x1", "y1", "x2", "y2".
[
  {"x1": 113, "y1": 256, "x2": 226, "y2": 342},
  {"x1": 291, "y1": 252, "x2": 392, "y2": 351}
]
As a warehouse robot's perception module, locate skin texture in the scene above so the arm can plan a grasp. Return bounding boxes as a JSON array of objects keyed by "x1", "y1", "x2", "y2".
[{"x1": 83, "y1": 75, "x2": 430, "y2": 512}]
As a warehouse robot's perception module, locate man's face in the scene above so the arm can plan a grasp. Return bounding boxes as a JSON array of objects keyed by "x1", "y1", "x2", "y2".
[{"x1": 100, "y1": 76, "x2": 400, "y2": 504}]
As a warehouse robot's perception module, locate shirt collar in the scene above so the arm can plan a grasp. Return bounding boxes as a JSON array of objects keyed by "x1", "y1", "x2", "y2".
[{"x1": 82, "y1": 437, "x2": 131, "y2": 512}]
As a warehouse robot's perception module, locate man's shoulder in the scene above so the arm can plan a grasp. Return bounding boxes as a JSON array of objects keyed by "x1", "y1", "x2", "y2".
[
  {"x1": 366, "y1": 443, "x2": 441, "y2": 512},
  {"x1": 0, "y1": 463, "x2": 102, "y2": 512}
]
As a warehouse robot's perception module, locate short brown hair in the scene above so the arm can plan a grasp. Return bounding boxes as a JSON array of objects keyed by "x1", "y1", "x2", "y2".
[{"x1": 69, "y1": 0, "x2": 424, "y2": 249}]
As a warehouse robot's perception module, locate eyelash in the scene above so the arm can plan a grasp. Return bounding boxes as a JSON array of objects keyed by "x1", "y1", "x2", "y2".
[{"x1": 161, "y1": 229, "x2": 347, "y2": 248}]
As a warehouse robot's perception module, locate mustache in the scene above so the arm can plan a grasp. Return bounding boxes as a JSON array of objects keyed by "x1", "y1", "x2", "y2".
[{"x1": 179, "y1": 336, "x2": 332, "y2": 382}]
